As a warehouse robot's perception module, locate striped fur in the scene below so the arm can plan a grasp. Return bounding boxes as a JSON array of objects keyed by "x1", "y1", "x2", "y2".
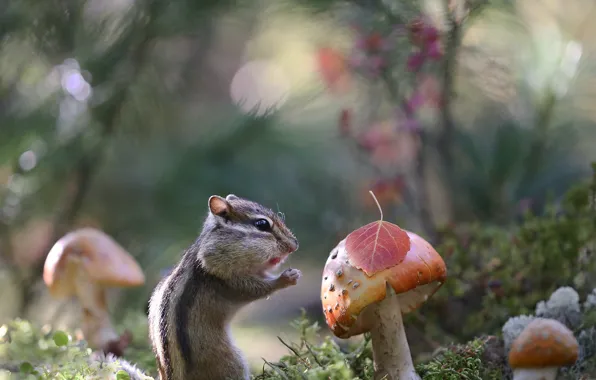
[{"x1": 148, "y1": 195, "x2": 300, "y2": 380}]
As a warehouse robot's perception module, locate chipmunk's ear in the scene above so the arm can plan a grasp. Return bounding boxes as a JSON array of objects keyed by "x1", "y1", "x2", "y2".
[
  {"x1": 225, "y1": 194, "x2": 239, "y2": 201},
  {"x1": 208, "y1": 196, "x2": 230, "y2": 217}
]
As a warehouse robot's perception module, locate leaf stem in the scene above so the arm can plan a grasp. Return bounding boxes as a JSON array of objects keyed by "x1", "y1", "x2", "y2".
[{"x1": 369, "y1": 190, "x2": 384, "y2": 221}]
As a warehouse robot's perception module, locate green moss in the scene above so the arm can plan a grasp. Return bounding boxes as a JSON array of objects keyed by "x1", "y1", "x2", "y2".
[
  {"x1": 253, "y1": 311, "x2": 503, "y2": 380},
  {"x1": 415, "y1": 338, "x2": 502, "y2": 380},
  {"x1": 0, "y1": 319, "x2": 151, "y2": 379}
]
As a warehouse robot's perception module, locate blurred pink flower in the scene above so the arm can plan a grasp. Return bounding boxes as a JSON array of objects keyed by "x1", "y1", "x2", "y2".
[
  {"x1": 422, "y1": 25, "x2": 439, "y2": 44},
  {"x1": 407, "y1": 16, "x2": 443, "y2": 63},
  {"x1": 401, "y1": 117, "x2": 421, "y2": 132},
  {"x1": 407, "y1": 18, "x2": 425, "y2": 46},
  {"x1": 364, "y1": 33, "x2": 383, "y2": 51},
  {"x1": 406, "y1": 91, "x2": 425, "y2": 112},
  {"x1": 407, "y1": 52, "x2": 426, "y2": 71},
  {"x1": 354, "y1": 36, "x2": 367, "y2": 50},
  {"x1": 372, "y1": 129, "x2": 420, "y2": 167},
  {"x1": 364, "y1": 176, "x2": 406, "y2": 208},
  {"x1": 358, "y1": 127, "x2": 394, "y2": 151},
  {"x1": 427, "y1": 40, "x2": 443, "y2": 60},
  {"x1": 368, "y1": 55, "x2": 386, "y2": 72},
  {"x1": 418, "y1": 74, "x2": 442, "y2": 108},
  {"x1": 348, "y1": 52, "x2": 366, "y2": 69}
]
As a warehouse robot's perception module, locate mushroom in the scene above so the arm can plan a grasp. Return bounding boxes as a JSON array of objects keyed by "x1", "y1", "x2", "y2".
[
  {"x1": 508, "y1": 318, "x2": 579, "y2": 380},
  {"x1": 321, "y1": 230, "x2": 447, "y2": 380},
  {"x1": 43, "y1": 227, "x2": 145, "y2": 355}
]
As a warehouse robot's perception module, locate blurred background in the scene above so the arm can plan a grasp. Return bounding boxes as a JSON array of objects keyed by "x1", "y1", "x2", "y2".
[{"x1": 1, "y1": 0, "x2": 596, "y2": 374}]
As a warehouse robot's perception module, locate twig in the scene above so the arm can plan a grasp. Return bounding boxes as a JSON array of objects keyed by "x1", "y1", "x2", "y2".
[
  {"x1": 346, "y1": 334, "x2": 371, "y2": 361},
  {"x1": 262, "y1": 358, "x2": 292, "y2": 380},
  {"x1": 277, "y1": 336, "x2": 303, "y2": 358},
  {"x1": 304, "y1": 341, "x2": 323, "y2": 367},
  {"x1": 433, "y1": 0, "x2": 464, "y2": 225},
  {"x1": 278, "y1": 336, "x2": 313, "y2": 370}
]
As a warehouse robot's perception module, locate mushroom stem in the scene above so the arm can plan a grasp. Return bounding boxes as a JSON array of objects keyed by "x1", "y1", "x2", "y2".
[
  {"x1": 74, "y1": 270, "x2": 119, "y2": 350},
  {"x1": 512, "y1": 368, "x2": 558, "y2": 380},
  {"x1": 370, "y1": 282, "x2": 420, "y2": 380}
]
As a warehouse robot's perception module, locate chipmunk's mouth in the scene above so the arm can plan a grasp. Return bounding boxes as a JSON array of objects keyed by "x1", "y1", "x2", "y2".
[
  {"x1": 259, "y1": 254, "x2": 290, "y2": 276},
  {"x1": 266, "y1": 253, "x2": 290, "y2": 269},
  {"x1": 268, "y1": 257, "x2": 282, "y2": 266}
]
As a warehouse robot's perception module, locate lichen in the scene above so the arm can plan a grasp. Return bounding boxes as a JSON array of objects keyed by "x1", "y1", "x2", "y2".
[
  {"x1": 501, "y1": 315, "x2": 535, "y2": 353},
  {"x1": 584, "y1": 289, "x2": 596, "y2": 311},
  {"x1": 535, "y1": 286, "x2": 582, "y2": 330},
  {"x1": 500, "y1": 286, "x2": 596, "y2": 379}
]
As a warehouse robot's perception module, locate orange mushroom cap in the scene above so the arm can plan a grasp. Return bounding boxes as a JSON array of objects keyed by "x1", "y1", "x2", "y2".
[
  {"x1": 508, "y1": 318, "x2": 579, "y2": 368},
  {"x1": 321, "y1": 230, "x2": 447, "y2": 338},
  {"x1": 43, "y1": 228, "x2": 145, "y2": 297}
]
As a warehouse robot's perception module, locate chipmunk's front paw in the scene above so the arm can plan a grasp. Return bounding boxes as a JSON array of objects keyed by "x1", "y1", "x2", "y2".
[{"x1": 277, "y1": 268, "x2": 301, "y2": 288}]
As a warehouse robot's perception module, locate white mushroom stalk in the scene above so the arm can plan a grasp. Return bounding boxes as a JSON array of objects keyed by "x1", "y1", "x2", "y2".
[
  {"x1": 75, "y1": 268, "x2": 120, "y2": 350},
  {"x1": 369, "y1": 283, "x2": 420, "y2": 380},
  {"x1": 43, "y1": 228, "x2": 145, "y2": 356},
  {"x1": 511, "y1": 368, "x2": 558, "y2": 380}
]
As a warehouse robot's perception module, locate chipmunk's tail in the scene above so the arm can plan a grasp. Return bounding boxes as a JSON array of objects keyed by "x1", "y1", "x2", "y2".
[{"x1": 93, "y1": 351, "x2": 155, "y2": 380}]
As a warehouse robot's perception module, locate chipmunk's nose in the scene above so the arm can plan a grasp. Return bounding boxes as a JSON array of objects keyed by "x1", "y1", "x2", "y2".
[{"x1": 287, "y1": 238, "x2": 299, "y2": 253}]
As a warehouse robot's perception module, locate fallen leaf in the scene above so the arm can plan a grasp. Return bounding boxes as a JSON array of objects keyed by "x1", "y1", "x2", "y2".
[{"x1": 345, "y1": 219, "x2": 411, "y2": 276}]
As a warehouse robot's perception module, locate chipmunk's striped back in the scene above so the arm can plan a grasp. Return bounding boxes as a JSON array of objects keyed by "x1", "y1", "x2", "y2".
[
  {"x1": 148, "y1": 194, "x2": 300, "y2": 380},
  {"x1": 148, "y1": 247, "x2": 221, "y2": 380}
]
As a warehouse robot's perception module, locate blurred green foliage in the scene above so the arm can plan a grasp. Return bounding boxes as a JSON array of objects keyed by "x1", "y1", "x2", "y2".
[
  {"x1": 448, "y1": 118, "x2": 589, "y2": 222},
  {"x1": 421, "y1": 163, "x2": 596, "y2": 342},
  {"x1": 0, "y1": 0, "x2": 366, "y2": 320}
]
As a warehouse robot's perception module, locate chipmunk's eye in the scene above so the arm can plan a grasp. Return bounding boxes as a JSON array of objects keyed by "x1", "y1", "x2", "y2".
[{"x1": 253, "y1": 219, "x2": 271, "y2": 232}]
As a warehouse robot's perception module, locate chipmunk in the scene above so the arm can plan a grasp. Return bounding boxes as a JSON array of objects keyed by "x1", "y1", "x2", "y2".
[{"x1": 148, "y1": 194, "x2": 301, "y2": 380}]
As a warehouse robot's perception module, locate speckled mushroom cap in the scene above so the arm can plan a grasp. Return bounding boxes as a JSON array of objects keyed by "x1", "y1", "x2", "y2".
[
  {"x1": 508, "y1": 318, "x2": 579, "y2": 368},
  {"x1": 321, "y1": 230, "x2": 447, "y2": 338},
  {"x1": 43, "y1": 228, "x2": 145, "y2": 298}
]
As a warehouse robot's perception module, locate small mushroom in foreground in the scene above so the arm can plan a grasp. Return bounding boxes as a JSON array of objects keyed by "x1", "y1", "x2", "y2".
[
  {"x1": 321, "y1": 192, "x2": 447, "y2": 380},
  {"x1": 508, "y1": 318, "x2": 579, "y2": 380},
  {"x1": 43, "y1": 228, "x2": 145, "y2": 356}
]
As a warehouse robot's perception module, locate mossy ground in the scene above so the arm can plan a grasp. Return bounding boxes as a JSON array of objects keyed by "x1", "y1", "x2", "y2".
[{"x1": 0, "y1": 313, "x2": 505, "y2": 380}]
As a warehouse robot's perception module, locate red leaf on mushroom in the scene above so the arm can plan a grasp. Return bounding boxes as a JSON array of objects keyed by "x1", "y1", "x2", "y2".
[{"x1": 344, "y1": 215, "x2": 411, "y2": 276}]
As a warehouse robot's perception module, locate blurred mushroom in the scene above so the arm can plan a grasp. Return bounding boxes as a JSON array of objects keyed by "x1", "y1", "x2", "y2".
[
  {"x1": 508, "y1": 318, "x2": 579, "y2": 380},
  {"x1": 321, "y1": 231, "x2": 447, "y2": 380},
  {"x1": 43, "y1": 228, "x2": 145, "y2": 356}
]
